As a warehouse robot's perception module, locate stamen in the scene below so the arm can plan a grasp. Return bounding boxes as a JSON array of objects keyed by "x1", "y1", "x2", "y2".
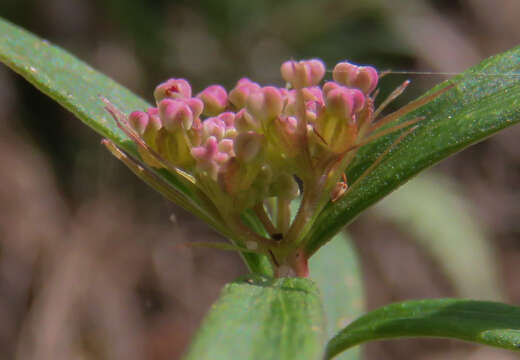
[{"x1": 254, "y1": 202, "x2": 277, "y2": 236}]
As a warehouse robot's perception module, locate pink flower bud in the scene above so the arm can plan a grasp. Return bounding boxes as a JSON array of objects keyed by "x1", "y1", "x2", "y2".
[
  {"x1": 128, "y1": 108, "x2": 163, "y2": 169},
  {"x1": 322, "y1": 81, "x2": 341, "y2": 97},
  {"x1": 185, "y1": 97, "x2": 204, "y2": 119},
  {"x1": 234, "y1": 131, "x2": 263, "y2": 162},
  {"x1": 308, "y1": 59, "x2": 326, "y2": 86},
  {"x1": 146, "y1": 108, "x2": 162, "y2": 132},
  {"x1": 197, "y1": 85, "x2": 228, "y2": 116},
  {"x1": 332, "y1": 62, "x2": 357, "y2": 86},
  {"x1": 158, "y1": 99, "x2": 194, "y2": 132},
  {"x1": 218, "y1": 138, "x2": 235, "y2": 158},
  {"x1": 217, "y1": 112, "x2": 235, "y2": 129},
  {"x1": 333, "y1": 62, "x2": 378, "y2": 94},
  {"x1": 355, "y1": 66, "x2": 379, "y2": 94},
  {"x1": 325, "y1": 87, "x2": 365, "y2": 120},
  {"x1": 217, "y1": 112, "x2": 237, "y2": 138},
  {"x1": 191, "y1": 136, "x2": 231, "y2": 179},
  {"x1": 128, "y1": 111, "x2": 149, "y2": 136},
  {"x1": 229, "y1": 78, "x2": 261, "y2": 109},
  {"x1": 246, "y1": 86, "x2": 283, "y2": 123},
  {"x1": 302, "y1": 87, "x2": 325, "y2": 121},
  {"x1": 280, "y1": 59, "x2": 325, "y2": 88},
  {"x1": 154, "y1": 78, "x2": 192, "y2": 102},
  {"x1": 325, "y1": 88, "x2": 353, "y2": 120},
  {"x1": 303, "y1": 86, "x2": 324, "y2": 105},
  {"x1": 191, "y1": 136, "x2": 218, "y2": 162},
  {"x1": 351, "y1": 90, "x2": 366, "y2": 113},
  {"x1": 202, "y1": 117, "x2": 226, "y2": 140}
]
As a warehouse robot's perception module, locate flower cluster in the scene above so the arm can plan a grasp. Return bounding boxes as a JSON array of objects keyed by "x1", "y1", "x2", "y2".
[
  {"x1": 127, "y1": 60, "x2": 379, "y2": 214},
  {"x1": 104, "y1": 58, "x2": 436, "y2": 277}
]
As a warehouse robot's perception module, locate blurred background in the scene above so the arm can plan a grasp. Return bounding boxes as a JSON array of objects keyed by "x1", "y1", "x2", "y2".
[{"x1": 0, "y1": 0, "x2": 519, "y2": 359}]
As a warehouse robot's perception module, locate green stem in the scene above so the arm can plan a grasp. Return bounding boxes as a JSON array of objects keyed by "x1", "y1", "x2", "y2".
[
  {"x1": 277, "y1": 198, "x2": 291, "y2": 236},
  {"x1": 284, "y1": 180, "x2": 320, "y2": 247},
  {"x1": 254, "y1": 202, "x2": 277, "y2": 236}
]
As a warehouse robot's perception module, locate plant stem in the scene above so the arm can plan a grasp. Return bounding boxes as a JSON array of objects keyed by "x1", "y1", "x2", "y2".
[
  {"x1": 254, "y1": 202, "x2": 277, "y2": 236},
  {"x1": 277, "y1": 198, "x2": 291, "y2": 236}
]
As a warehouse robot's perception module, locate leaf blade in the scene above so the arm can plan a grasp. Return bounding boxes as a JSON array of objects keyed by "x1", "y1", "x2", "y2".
[
  {"x1": 0, "y1": 18, "x2": 141, "y2": 147},
  {"x1": 184, "y1": 276, "x2": 325, "y2": 360},
  {"x1": 305, "y1": 46, "x2": 520, "y2": 256},
  {"x1": 325, "y1": 299, "x2": 520, "y2": 359}
]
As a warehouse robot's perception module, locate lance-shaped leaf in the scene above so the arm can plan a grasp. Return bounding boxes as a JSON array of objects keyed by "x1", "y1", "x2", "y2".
[
  {"x1": 0, "y1": 17, "x2": 271, "y2": 276},
  {"x1": 305, "y1": 46, "x2": 520, "y2": 256},
  {"x1": 0, "y1": 17, "x2": 202, "y2": 214},
  {"x1": 184, "y1": 276, "x2": 325, "y2": 360},
  {"x1": 325, "y1": 299, "x2": 520, "y2": 359}
]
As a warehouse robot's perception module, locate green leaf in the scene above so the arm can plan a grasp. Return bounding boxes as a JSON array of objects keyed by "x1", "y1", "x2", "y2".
[
  {"x1": 184, "y1": 276, "x2": 325, "y2": 360},
  {"x1": 325, "y1": 299, "x2": 520, "y2": 359},
  {"x1": 305, "y1": 46, "x2": 520, "y2": 256},
  {"x1": 309, "y1": 231, "x2": 364, "y2": 360},
  {"x1": 0, "y1": 17, "x2": 197, "y2": 205},
  {"x1": 373, "y1": 171, "x2": 504, "y2": 301},
  {"x1": 0, "y1": 17, "x2": 271, "y2": 276},
  {"x1": 0, "y1": 19, "x2": 141, "y2": 152}
]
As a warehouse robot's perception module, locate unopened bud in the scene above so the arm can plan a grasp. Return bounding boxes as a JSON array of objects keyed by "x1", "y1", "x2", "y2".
[
  {"x1": 146, "y1": 108, "x2": 162, "y2": 132},
  {"x1": 159, "y1": 99, "x2": 194, "y2": 131},
  {"x1": 354, "y1": 66, "x2": 379, "y2": 94},
  {"x1": 333, "y1": 62, "x2": 378, "y2": 94},
  {"x1": 218, "y1": 138, "x2": 235, "y2": 158},
  {"x1": 280, "y1": 59, "x2": 325, "y2": 88},
  {"x1": 308, "y1": 59, "x2": 326, "y2": 86},
  {"x1": 229, "y1": 78, "x2": 261, "y2": 109},
  {"x1": 322, "y1": 81, "x2": 341, "y2": 97},
  {"x1": 128, "y1": 111, "x2": 149, "y2": 136},
  {"x1": 191, "y1": 136, "x2": 231, "y2": 179},
  {"x1": 217, "y1": 112, "x2": 237, "y2": 138},
  {"x1": 218, "y1": 112, "x2": 235, "y2": 128},
  {"x1": 154, "y1": 79, "x2": 192, "y2": 102},
  {"x1": 185, "y1": 97, "x2": 204, "y2": 119},
  {"x1": 303, "y1": 87, "x2": 324, "y2": 104},
  {"x1": 325, "y1": 88, "x2": 365, "y2": 120},
  {"x1": 197, "y1": 85, "x2": 228, "y2": 116},
  {"x1": 202, "y1": 117, "x2": 226, "y2": 140},
  {"x1": 325, "y1": 88, "x2": 353, "y2": 120},
  {"x1": 246, "y1": 86, "x2": 283, "y2": 123}
]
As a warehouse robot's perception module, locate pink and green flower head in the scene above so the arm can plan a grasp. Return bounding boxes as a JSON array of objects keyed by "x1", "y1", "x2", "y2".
[{"x1": 104, "y1": 59, "x2": 448, "y2": 278}]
